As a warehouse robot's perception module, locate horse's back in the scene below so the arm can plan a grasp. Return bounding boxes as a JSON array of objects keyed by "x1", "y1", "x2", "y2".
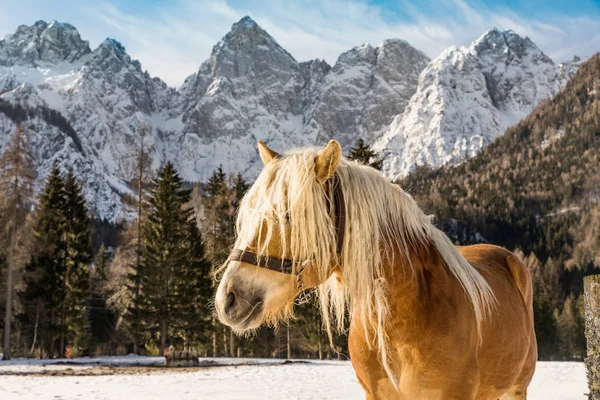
[
  {"x1": 458, "y1": 244, "x2": 537, "y2": 399},
  {"x1": 458, "y1": 244, "x2": 532, "y2": 304}
]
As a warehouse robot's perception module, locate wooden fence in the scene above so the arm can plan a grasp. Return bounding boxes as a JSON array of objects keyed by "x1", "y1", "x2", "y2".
[{"x1": 585, "y1": 275, "x2": 600, "y2": 399}]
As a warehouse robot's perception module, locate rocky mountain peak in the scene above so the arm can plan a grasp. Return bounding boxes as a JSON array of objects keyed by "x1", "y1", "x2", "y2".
[
  {"x1": 0, "y1": 20, "x2": 90, "y2": 66},
  {"x1": 85, "y1": 38, "x2": 148, "y2": 81},
  {"x1": 300, "y1": 58, "x2": 331, "y2": 80},
  {"x1": 308, "y1": 38, "x2": 430, "y2": 148},
  {"x1": 208, "y1": 16, "x2": 299, "y2": 79},
  {"x1": 470, "y1": 28, "x2": 552, "y2": 64},
  {"x1": 375, "y1": 27, "x2": 573, "y2": 181}
]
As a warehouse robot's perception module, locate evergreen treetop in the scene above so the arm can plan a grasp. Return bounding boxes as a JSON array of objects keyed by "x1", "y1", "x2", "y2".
[{"x1": 347, "y1": 138, "x2": 382, "y2": 170}]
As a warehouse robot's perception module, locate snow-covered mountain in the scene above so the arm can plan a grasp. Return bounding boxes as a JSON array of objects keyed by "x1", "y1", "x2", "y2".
[
  {"x1": 173, "y1": 17, "x2": 428, "y2": 179},
  {"x1": 0, "y1": 19, "x2": 581, "y2": 220},
  {"x1": 374, "y1": 28, "x2": 580, "y2": 180},
  {"x1": 0, "y1": 21, "x2": 176, "y2": 219},
  {"x1": 0, "y1": 17, "x2": 429, "y2": 220},
  {"x1": 306, "y1": 39, "x2": 429, "y2": 148}
]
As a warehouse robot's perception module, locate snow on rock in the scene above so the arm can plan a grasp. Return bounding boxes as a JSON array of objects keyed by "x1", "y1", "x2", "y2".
[
  {"x1": 306, "y1": 39, "x2": 429, "y2": 148},
  {"x1": 0, "y1": 22, "x2": 175, "y2": 221},
  {"x1": 0, "y1": 20, "x2": 579, "y2": 220},
  {"x1": 174, "y1": 16, "x2": 312, "y2": 180},
  {"x1": 0, "y1": 20, "x2": 90, "y2": 66},
  {"x1": 375, "y1": 28, "x2": 580, "y2": 181},
  {"x1": 0, "y1": 359, "x2": 588, "y2": 400},
  {"x1": 0, "y1": 17, "x2": 428, "y2": 220}
]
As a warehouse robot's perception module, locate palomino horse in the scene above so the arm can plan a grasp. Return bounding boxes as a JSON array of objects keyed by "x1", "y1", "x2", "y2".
[{"x1": 215, "y1": 140, "x2": 537, "y2": 399}]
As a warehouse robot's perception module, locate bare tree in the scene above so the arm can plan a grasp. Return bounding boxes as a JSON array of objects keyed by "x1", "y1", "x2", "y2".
[
  {"x1": 1, "y1": 123, "x2": 35, "y2": 360},
  {"x1": 122, "y1": 123, "x2": 153, "y2": 354}
]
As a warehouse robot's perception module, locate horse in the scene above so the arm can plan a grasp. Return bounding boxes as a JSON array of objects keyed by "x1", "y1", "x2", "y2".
[{"x1": 214, "y1": 139, "x2": 537, "y2": 399}]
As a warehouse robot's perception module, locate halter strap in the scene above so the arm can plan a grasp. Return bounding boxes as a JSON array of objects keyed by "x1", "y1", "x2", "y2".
[
  {"x1": 227, "y1": 173, "x2": 345, "y2": 276},
  {"x1": 227, "y1": 249, "x2": 299, "y2": 274},
  {"x1": 331, "y1": 173, "x2": 345, "y2": 255}
]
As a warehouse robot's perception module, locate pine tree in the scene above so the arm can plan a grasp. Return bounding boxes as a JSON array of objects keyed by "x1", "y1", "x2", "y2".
[
  {"x1": 347, "y1": 138, "x2": 382, "y2": 170},
  {"x1": 231, "y1": 173, "x2": 249, "y2": 207},
  {"x1": 556, "y1": 294, "x2": 586, "y2": 359},
  {"x1": 1, "y1": 123, "x2": 35, "y2": 359},
  {"x1": 88, "y1": 243, "x2": 113, "y2": 352},
  {"x1": 138, "y1": 162, "x2": 193, "y2": 355},
  {"x1": 62, "y1": 169, "x2": 91, "y2": 354},
  {"x1": 20, "y1": 162, "x2": 67, "y2": 357},
  {"x1": 174, "y1": 222, "x2": 212, "y2": 347},
  {"x1": 201, "y1": 168, "x2": 248, "y2": 356},
  {"x1": 95, "y1": 243, "x2": 107, "y2": 281}
]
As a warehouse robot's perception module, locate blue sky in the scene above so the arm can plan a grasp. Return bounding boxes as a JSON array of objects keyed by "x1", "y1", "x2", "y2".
[{"x1": 1, "y1": 0, "x2": 599, "y2": 87}]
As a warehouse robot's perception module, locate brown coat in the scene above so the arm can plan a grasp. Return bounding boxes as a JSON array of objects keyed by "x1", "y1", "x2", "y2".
[{"x1": 349, "y1": 244, "x2": 537, "y2": 400}]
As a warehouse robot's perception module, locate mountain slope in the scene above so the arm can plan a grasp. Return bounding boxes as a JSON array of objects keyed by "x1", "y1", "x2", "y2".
[{"x1": 375, "y1": 28, "x2": 580, "y2": 180}]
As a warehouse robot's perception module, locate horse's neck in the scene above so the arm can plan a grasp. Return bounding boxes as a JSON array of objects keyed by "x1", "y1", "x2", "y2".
[{"x1": 380, "y1": 240, "x2": 462, "y2": 337}]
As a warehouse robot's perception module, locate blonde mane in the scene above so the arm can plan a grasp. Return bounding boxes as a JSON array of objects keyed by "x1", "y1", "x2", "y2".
[{"x1": 235, "y1": 148, "x2": 495, "y2": 386}]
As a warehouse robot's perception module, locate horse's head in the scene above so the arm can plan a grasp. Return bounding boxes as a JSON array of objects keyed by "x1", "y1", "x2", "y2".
[{"x1": 215, "y1": 140, "x2": 343, "y2": 332}]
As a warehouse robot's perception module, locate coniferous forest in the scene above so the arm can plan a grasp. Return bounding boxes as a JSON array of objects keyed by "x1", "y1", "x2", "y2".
[{"x1": 1, "y1": 54, "x2": 599, "y2": 362}]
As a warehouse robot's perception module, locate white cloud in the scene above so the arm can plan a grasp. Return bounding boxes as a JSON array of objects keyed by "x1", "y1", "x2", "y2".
[{"x1": 2, "y1": 0, "x2": 598, "y2": 87}]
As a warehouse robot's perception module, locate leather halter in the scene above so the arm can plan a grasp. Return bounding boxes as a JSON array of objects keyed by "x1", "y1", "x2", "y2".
[{"x1": 227, "y1": 173, "x2": 346, "y2": 282}]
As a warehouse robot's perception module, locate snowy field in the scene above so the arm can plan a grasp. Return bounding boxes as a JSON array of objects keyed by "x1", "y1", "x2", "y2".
[{"x1": 0, "y1": 356, "x2": 587, "y2": 399}]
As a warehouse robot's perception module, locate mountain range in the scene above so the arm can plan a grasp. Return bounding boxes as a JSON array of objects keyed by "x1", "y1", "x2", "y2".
[{"x1": 0, "y1": 17, "x2": 581, "y2": 220}]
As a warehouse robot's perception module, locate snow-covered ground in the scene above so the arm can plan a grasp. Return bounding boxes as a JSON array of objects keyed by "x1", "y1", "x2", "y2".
[{"x1": 0, "y1": 357, "x2": 588, "y2": 399}]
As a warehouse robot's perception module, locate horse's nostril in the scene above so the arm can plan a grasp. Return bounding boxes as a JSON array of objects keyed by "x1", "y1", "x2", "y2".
[{"x1": 224, "y1": 291, "x2": 236, "y2": 314}]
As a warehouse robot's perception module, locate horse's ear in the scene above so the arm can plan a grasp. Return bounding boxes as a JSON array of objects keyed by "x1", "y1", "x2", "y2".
[
  {"x1": 257, "y1": 140, "x2": 279, "y2": 165},
  {"x1": 315, "y1": 140, "x2": 342, "y2": 182}
]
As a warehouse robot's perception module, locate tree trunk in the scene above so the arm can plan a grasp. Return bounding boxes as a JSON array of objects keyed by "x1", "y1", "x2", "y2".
[
  {"x1": 317, "y1": 316, "x2": 323, "y2": 360},
  {"x1": 212, "y1": 316, "x2": 217, "y2": 357},
  {"x1": 160, "y1": 318, "x2": 167, "y2": 356},
  {"x1": 318, "y1": 337, "x2": 323, "y2": 360},
  {"x1": 229, "y1": 329, "x2": 235, "y2": 357},
  {"x1": 29, "y1": 303, "x2": 40, "y2": 357},
  {"x1": 286, "y1": 324, "x2": 291, "y2": 360},
  {"x1": 222, "y1": 326, "x2": 228, "y2": 356},
  {"x1": 133, "y1": 127, "x2": 146, "y2": 355},
  {"x1": 2, "y1": 233, "x2": 16, "y2": 360},
  {"x1": 585, "y1": 275, "x2": 600, "y2": 399},
  {"x1": 59, "y1": 306, "x2": 65, "y2": 358}
]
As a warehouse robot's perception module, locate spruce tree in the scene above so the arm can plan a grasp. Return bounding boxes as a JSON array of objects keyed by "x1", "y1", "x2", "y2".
[
  {"x1": 348, "y1": 138, "x2": 382, "y2": 170},
  {"x1": 62, "y1": 169, "x2": 91, "y2": 354},
  {"x1": 95, "y1": 244, "x2": 107, "y2": 281},
  {"x1": 202, "y1": 167, "x2": 232, "y2": 264},
  {"x1": 88, "y1": 243, "x2": 112, "y2": 352},
  {"x1": 138, "y1": 162, "x2": 193, "y2": 355},
  {"x1": 201, "y1": 167, "x2": 233, "y2": 356},
  {"x1": 174, "y1": 222, "x2": 212, "y2": 347},
  {"x1": 20, "y1": 162, "x2": 67, "y2": 357},
  {"x1": 1, "y1": 123, "x2": 35, "y2": 359},
  {"x1": 231, "y1": 173, "x2": 250, "y2": 207}
]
